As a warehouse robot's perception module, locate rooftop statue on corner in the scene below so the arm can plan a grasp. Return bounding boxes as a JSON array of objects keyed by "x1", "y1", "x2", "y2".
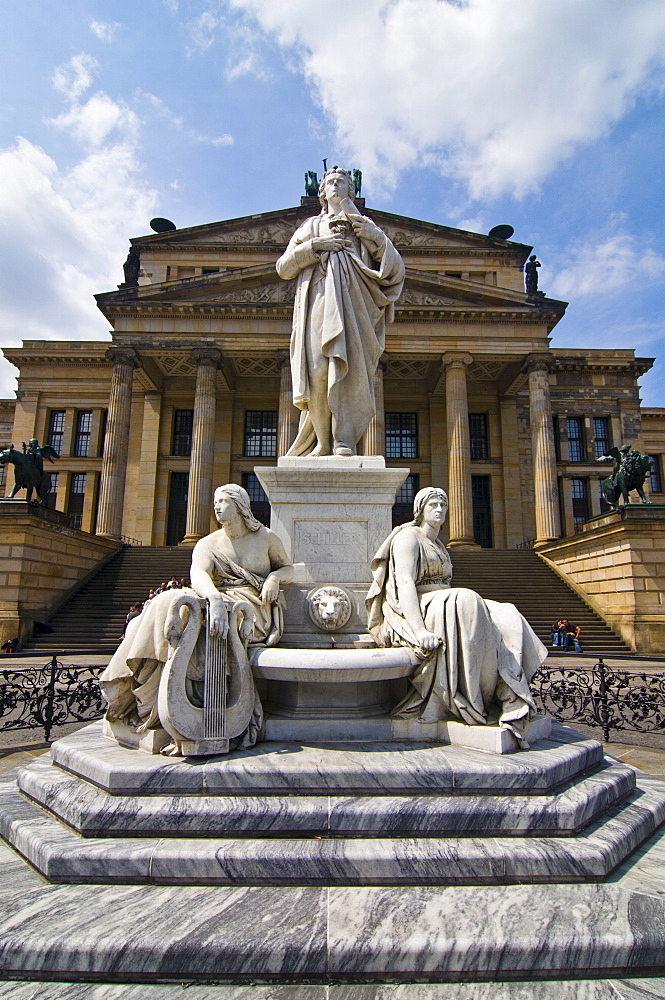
[
  {"x1": 598, "y1": 444, "x2": 654, "y2": 509},
  {"x1": 0, "y1": 439, "x2": 58, "y2": 504},
  {"x1": 277, "y1": 166, "x2": 405, "y2": 457},
  {"x1": 524, "y1": 254, "x2": 541, "y2": 294},
  {"x1": 99, "y1": 484, "x2": 294, "y2": 757}
]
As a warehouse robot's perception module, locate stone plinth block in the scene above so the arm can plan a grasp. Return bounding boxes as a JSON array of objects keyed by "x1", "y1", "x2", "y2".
[
  {"x1": 256, "y1": 464, "x2": 409, "y2": 585},
  {"x1": 538, "y1": 505, "x2": 665, "y2": 653}
]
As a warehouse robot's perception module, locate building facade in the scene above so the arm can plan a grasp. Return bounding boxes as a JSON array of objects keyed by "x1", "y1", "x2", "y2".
[{"x1": 2, "y1": 197, "x2": 661, "y2": 547}]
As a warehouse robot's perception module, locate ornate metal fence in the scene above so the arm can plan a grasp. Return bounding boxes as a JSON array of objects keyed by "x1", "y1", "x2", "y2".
[
  {"x1": 532, "y1": 659, "x2": 665, "y2": 742},
  {"x1": 0, "y1": 656, "x2": 105, "y2": 742},
  {"x1": 1, "y1": 655, "x2": 664, "y2": 746}
]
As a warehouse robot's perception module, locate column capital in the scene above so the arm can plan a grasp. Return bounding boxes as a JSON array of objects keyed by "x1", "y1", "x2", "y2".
[
  {"x1": 524, "y1": 353, "x2": 552, "y2": 376},
  {"x1": 441, "y1": 352, "x2": 473, "y2": 371},
  {"x1": 190, "y1": 347, "x2": 222, "y2": 369},
  {"x1": 105, "y1": 346, "x2": 140, "y2": 370}
]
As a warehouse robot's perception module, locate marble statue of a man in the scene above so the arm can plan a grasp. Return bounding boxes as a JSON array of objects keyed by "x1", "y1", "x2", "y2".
[{"x1": 276, "y1": 167, "x2": 405, "y2": 457}]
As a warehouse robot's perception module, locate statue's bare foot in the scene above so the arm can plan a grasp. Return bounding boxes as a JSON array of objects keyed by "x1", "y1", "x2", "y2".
[
  {"x1": 334, "y1": 443, "x2": 355, "y2": 457},
  {"x1": 310, "y1": 443, "x2": 331, "y2": 457},
  {"x1": 160, "y1": 742, "x2": 182, "y2": 757}
]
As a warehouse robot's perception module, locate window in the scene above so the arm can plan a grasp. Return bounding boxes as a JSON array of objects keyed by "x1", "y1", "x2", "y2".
[
  {"x1": 46, "y1": 473, "x2": 58, "y2": 510},
  {"x1": 67, "y1": 473, "x2": 86, "y2": 530},
  {"x1": 385, "y1": 413, "x2": 418, "y2": 459},
  {"x1": 392, "y1": 473, "x2": 420, "y2": 527},
  {"x1": 571, "y1": 477, "x2": 589, "y2": 532},
  {"x1": 48, "y1": 410, "x2": 66, "y2": 454},
  {"x1": 242, "y1": 472, "x2": 271, "y2": 526},
  {"x1": 567, "y1": 417, "x2": 584, "y2": 462},
  {"x1": 469, "y1": 413, "x2": 489, "y2": 461},
  {"x1": 472, "y1": 475, "x2": 493, "y2": 547},
  {"x1": 172, "y1": 410, "x2": 194, "y2": 456},
  {"x1": 0, "y1": 464, "x2": 5, "y2": 490},
  {"x1": 166, "y1": 472, "x2": 189, "y2": 545},
  {"x1": 244, "y1": 411, "x2": 277, "y2": 458},
  {"x1": 73, "y1": 411, "x2": 92, "y2": 457},
  {"x1": 553, "y1": 416, "x2": 561, "y2": 461},
  {"x1": 100, "y1": 410, "x2": 107, "y2": 456},
  {"x1": 593, "y1": 417, "x2": 611, "y2": 459},
  {"x1": 650, "y1": 455, "x2": 663, "y2": 494}
]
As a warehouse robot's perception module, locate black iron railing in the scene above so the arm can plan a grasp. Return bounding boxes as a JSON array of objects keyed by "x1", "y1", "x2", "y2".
[
  {"x1": 0, "y1": 656, "x2": 105, "y2": 742},
  {"x1": 1, "y1": 655, "x2": 664, "y2": 746},
  {"x1": 532, "y1": 658, "x2": 665, "y2": 741}
]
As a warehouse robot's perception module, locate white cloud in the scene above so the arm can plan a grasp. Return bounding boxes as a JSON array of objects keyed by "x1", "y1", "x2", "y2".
[
  {"x1": 0, "y1": 69, "x2": 157, "y2": 396},
  {"x1": 90, "y1": 20, "x2": 121, "y2": 44},
  {"x1": 50, "y1": 93, "x2": 139, "y2": 148},
  {"x1": 52, "y1": 53, "x2": 99, "y2": 101},
  {"x1": 227, "y1": 0, "x2": 665, "y2": 199},
  {"x1": 550, "y1": 233, "x2": 665, "y2": 298},
  {"x1": 137, "y1": 90, "x2": 234, "y2": 147},
  {"x1": 187, "y1": 10, "x2": 223, "y2": 54}
]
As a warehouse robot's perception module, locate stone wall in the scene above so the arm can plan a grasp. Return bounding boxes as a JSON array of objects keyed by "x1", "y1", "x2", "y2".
[
  {"x1": 0, "y1": 503, "x2": 121, "y2": 647},
  {"x1": 537, "y1": 506, "x2": 665, "y2": 654}
]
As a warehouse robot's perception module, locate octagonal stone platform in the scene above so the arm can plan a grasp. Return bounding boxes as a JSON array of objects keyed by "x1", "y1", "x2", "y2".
[{"x1": 2, "y1": 721, "x2": 665, "y2": 887}]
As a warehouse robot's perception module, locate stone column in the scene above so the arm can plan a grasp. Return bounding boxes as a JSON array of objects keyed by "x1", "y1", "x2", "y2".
[
  {"x1": 361, "y1": 362, "x2": 386, "y2": 456},
  {"x1": 183, "y1": 348, "x2": 221, "y2": 543},
  {"x1": 277, "y1": 352, "x2": 299, "y2": 458},
  {"x1": 442, "y1": 353, "x2": 476, "y2": 548},
  {"x1": 96, "y1": 348, "x2": 139, "y2": 539},
  {"x1": 526, "y1": 355, "x2": 560, "y2": 543}
]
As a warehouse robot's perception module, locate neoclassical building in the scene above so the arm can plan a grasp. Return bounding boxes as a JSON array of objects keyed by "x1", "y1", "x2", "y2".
[{"x1": 2, "y1": 194, "x2": 662, "y2": 549}]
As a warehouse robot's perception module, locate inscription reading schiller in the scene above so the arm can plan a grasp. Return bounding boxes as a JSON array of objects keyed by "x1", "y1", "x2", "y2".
[{"x1": 295, "y1": 520, "x2": 368, "y2": 563}]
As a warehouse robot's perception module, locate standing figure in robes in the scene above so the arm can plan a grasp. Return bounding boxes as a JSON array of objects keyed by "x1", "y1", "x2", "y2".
[
  {"x1": 99, "y1": 484, "x2": 293, "y2": 752},
  {"x1": 366, "y1": 487, "x2": 547, "y2": 745},
  {"x1": 276, "y1": 167, "x2": 405, "y2": 457}
]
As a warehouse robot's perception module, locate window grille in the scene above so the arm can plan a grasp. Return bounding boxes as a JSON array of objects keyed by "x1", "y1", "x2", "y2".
[
  {"x1": 73, "y1": 411, "x2": 92, "y2": 457},
  {"x1": 469, "y1": 413, "x2": 489, "y2": 460},
  {"x1": 48, "y1": 411, "x2": 66, "y2": 454},
  {"x1": 244, "y1": 411, "x2": 277, "y2": 458},
  {"x1": 385, "y1": 413, "x2": 418, "y2": 459},
  {"x1": 593, "y1": 417, "x2": 611, "y2": 459},
  {"x1": 567, "y1": 417, "x2": 584, "y2": 462},
  {"x1": 172, "y1": 410, "x2": 194, "y2": 456}
]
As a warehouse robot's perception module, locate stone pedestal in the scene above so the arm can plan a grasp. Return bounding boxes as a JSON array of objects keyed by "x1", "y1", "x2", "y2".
[{"x1": 256, "y1": 457, "x2": 409, "y2": 586}]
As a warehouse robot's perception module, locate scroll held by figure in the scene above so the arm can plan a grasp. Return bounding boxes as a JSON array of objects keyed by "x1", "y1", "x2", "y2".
[
  {"x1": 366, "y1": 488, "x2": 547, "y2": 746},
  {"x1": 276, "y1": 167, "x2": 405, "y2": 457},
  {"x1": 99, "y1": 484, "x2": 294, "y2": 756}
]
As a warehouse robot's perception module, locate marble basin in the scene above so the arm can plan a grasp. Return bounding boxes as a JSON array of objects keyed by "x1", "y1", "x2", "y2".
[{"x1": 250, "y1": 644, "x2": 420, "y2": 682}]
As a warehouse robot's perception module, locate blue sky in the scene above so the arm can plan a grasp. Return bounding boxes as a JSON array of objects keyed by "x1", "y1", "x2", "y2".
[{"x1": 2, "y1": 0, "x2": 665, "y2": 403}]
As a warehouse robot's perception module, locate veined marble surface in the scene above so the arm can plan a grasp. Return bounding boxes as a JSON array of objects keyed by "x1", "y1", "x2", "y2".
[
  {"x1": 0, "y1": 981, "x2": 663, "y2": 998},
  {"x1": 3, "y1": 767, "x2": 665, "y2": 885},
  {"x1": 0, "y1": 831, "x2": 664, "y2": 982},
  {"x1": 16, "y1": 752, "x2": 636, "y2": 838},
  {"x1": 50, "y1": 722, "x2": 604, "y2": 796}
]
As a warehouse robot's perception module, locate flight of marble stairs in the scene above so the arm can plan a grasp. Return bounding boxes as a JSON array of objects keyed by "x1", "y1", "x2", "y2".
[
  {"x1": 2, "y1": 720, "x2": 664, "y2": 886},
  {"x1": 24, "y1": 546, "x2": 630, "y2": 655}
]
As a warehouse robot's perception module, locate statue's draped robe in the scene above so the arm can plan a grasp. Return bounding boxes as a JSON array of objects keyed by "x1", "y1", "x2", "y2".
[
  {"x1": 99, "y1": 553, "x2": 282, "y2": 741},
  {"x1": 276, "y1": 213, "x2": 405, "y2": 455},
  {"x1": 366, "y1": 524, "x2": 547, "y2": 742}
]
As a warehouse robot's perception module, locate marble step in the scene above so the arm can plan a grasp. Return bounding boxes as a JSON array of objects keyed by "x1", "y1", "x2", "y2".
[
  {"x1": 17, "y1": 752, "x2": 636, "y2": 839},
  {"x1": 1, "y1": 817, "x2": 665, "y2": 985},
  {"x1": 50, "y1": 721, "x2": 604, "y2": 797},
  {"x1": 2, "y1": 769, "x2": 665, "y2": 885}
]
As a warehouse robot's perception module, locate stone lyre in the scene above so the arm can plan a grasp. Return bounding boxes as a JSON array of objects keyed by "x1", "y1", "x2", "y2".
[{"x1": 203, "y1": 599, "x2": 227, "y2": 741}]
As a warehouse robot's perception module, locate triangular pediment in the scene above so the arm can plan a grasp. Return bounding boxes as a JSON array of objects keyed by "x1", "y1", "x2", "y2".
[
  {"x1": 97, "y1": 260, "x2": 565, "y2": 320},
  {"x1": 128, "y1": 203, "x2": 533, "y2": 256}
]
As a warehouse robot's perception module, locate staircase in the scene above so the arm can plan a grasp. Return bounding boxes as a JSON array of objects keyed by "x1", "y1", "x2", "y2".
[
  {"x1": 23, "y1": 546, "x2": 194, "y2": 654},
  {"x1": 450, "y1": 549, "x2": 629, "y2": 656},
  {"x1": 24, "y1": 547, "x2": 630, "y2": 657}
]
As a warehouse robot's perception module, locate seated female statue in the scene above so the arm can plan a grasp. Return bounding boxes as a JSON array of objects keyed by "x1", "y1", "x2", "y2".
[
  {"x1": 99, "y1": 484, "x2": 293, "y2": 748},
  {"x1": 366, "y1": 487, "x2": 546, "y2": 744}
]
